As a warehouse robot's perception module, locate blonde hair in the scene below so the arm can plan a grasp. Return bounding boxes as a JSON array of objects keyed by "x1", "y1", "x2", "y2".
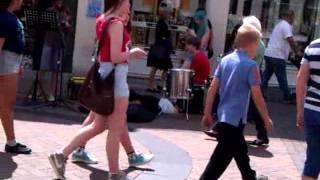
[
  {"x1": 243, "y1": 16, "x2": 262, "y2": 32},
  {"x1": 234, "y1": 24, "x2": 262, "y2": 48}
]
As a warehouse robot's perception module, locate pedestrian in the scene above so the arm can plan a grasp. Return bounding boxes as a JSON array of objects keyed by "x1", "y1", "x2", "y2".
[
  {"x1": 204, "y1": 16, "x2": 270, "y2": 146},
  {"x1": 48, "y1": 0, "x2": 147, "y2": 179},
  {"x1": 296, "y1": 39, "x2": 320, "y2": 180},
  {"x1": 147, "y1": 0, "x2": 173, "y2": 93},
  {"x1": 70, "y1": 12, "x2": 153, "y2": 167},
  {"x1": 263, "y1": 10, "x2": 302, "y2": 103},
  {"x1": 243, "y1": 16, "x2": 269, "y2": 146},
  {"x1": 188, "y1": 8, "x2": 212, "y2": 54},
  {"x1": 39, "y1": 0, "x2": 72, "y2": 101},
  {"x1": 182, "y1": 35, "x2": 210, "y2": 114},
  {"x1": 0, "y1": 0, "x2": 32, "y2": 154},
  {"x1": 201, "y1": 24, "x2": 273, "y2": 180}
]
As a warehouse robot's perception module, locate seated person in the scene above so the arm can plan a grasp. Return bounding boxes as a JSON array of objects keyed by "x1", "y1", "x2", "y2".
[
  {"x1": 178, "y1": 36, "x2": 210, "y2": 114},
  {"x1": 183, "y1": 36, "x2": 210, "y2": 85},
  {"x1": 128, "y1": 89, "x2": 177, "y2": 123}
]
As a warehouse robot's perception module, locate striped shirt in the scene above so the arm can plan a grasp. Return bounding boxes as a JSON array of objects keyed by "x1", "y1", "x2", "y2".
[{"x1": 302, "y1": 39, "x2": 320, "y2": 112}]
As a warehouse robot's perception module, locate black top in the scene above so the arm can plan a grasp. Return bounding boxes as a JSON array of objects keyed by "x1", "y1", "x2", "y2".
[
  {"x1": 155, "y1": 18, "x2": 171, "y2": 46},
  {"x1": 0, "y1": 11, "x2": 25, "y2": 54}
]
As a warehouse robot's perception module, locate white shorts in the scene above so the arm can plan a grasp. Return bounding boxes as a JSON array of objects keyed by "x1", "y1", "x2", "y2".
[
  {"x1": 98, "y1": 62, "x2": 129, "y2": 97},
  {"x1": 0, "y1": 50, "x2": 22, "y2": 75}
]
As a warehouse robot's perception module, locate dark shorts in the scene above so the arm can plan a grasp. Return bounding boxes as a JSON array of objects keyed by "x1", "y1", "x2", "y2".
[{"x1": 303, "y1": 108, "x2": 320, "y2": 178}]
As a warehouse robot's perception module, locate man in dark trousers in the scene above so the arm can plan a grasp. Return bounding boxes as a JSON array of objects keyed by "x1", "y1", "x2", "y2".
[{"x1": 201, "y1": 24, "x2": 273, "y2": 180}]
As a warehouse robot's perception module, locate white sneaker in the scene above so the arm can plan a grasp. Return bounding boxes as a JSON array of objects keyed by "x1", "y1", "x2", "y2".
[
  {"x1": 48, "y1": 152, "x2": 66, "y2": 180},
  {"x1": 71, "y1": 149, "x2": 98, "y2": 164},
  {"x1": 128, "y1": 152, "x2": 154, "y2": 167}
]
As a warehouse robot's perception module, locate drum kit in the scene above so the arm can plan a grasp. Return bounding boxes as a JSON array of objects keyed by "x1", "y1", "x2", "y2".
[{"x1": 163, "y1": 68, "x2": 206, "y2": 120}]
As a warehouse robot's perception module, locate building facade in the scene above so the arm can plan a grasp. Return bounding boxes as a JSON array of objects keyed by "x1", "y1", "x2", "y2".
[{"x1": 71, "y1": 0, "x2": 320, "y2": 79}]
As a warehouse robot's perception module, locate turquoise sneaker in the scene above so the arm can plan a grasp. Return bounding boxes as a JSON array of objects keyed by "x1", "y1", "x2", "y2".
[
  {"x1": 71, "y1": 149, "x2": 98, "y2": 164},
  {"x1": 128, "y1": 153, "x2": 154, "y2": 167}
]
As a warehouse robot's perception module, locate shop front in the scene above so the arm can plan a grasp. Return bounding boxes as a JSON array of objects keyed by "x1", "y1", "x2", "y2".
[
  {"x1": 225, "y1": 0, "x2": 320, "y2": 51},
  {"x1": 72, "y1": 0, "x2": 320, "y2": 79},
  {"x1": 72, "y1": 0, "x2": 230, "y2": 77},
  {"x1": 224, "y1": 0, "x2": 320, "y2": 86}
]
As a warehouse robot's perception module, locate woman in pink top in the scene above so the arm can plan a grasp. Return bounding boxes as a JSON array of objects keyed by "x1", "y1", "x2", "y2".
[{"x1": 48, "y1": 1, "x2": 146, "y2": 179}]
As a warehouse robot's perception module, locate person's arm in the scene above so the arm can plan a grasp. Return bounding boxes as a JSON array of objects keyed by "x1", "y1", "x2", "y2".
[
  {"x1": 287, "y1": 37, "x2": 301, "y2": 56},
  {"x1": 202, "y1": 63, "x2": 221, "y2": 128},
  {"x1": 109, "y1": 21, "x2": 130, "y2": 63},
  {"x1": 251, "y1": 86, "x2": 273, "y2": 130},
  {"x1": 284, "y1": 23, "x2": 301, "y2": 56},
  {"x1": 181, "y1": 60, "x2": 191, "y2": 69},
  {"x1": 201, "y1": 31, "x2": 210, "y2": 50},
  {"x1": 202, "y1": 77, "x2": 219, "y2": 128},
  {"x1": 248, "y1": 65, "x2": 273, "y2": 130},
  {"x1": 109, "y1": 21, "x2": 145, "y2": 62},
  {"x1": 296, "y1": 62, "x2": 310, "y2": 129},
  {"x1": 0, "y1": 38, "x2": 5, "y2": 53}
]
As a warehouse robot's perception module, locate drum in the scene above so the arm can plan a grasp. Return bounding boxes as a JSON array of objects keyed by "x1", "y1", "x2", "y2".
[{"x1": 166, "y1": 68, "x2": 194, "y2": 99}]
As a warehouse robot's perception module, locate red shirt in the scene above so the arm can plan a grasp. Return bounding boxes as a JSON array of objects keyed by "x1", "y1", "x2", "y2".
[
  {"x1": 96, "y1": 15, "x2": 130, "y2": 63},
  {"x1": 190, "y1": 51, "x2": 210, "y2": 84}
]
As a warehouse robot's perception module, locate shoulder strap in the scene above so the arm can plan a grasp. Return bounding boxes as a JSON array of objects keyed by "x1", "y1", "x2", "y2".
[
  {"x1": 96, "y1": 17, "x2": 116, "y2": 58},
  {"x1": 95, "y1": 16, "x2": 126, "y2": 62}
]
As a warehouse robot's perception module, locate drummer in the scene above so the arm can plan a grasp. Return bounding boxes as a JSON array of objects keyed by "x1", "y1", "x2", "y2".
[
  {"x1": 182, "y1": 36, "x2": 210, "y2": 114},
  {"x1": 183, "y1": 35, "x2": 210, "y2": 86}
]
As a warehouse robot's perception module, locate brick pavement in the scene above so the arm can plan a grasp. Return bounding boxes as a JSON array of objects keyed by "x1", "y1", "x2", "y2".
[
  {"x1": 0, "y1": 99, "x2": 315, "y2": 179},
  {"x1": 0, "y1": 111, "x2": 151, "y2": 180}
]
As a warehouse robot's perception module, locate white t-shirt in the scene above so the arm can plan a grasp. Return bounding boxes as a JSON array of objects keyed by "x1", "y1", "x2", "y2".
[{"x1": 265, "y1": 20, "x2": 293, "y2": 60}]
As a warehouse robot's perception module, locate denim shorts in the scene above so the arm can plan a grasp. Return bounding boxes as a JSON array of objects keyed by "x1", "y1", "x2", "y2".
[
  {"x1": 98, "y1": 62, "x2": 129, "y2": 97},
  {"x1": 0, "y1": 50, "x2": 22, "y2": 75},
  {"x1": 303, "y1": 108, "x2": 320, "y2": 178}
]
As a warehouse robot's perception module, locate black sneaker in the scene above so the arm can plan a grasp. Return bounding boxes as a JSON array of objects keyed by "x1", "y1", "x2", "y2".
[
  {"x1": 5, "y1": 143, "x2": 32, "y2": 154},
  {"x1": 203, "y1": 130, "x2": 219, "y2": 138},
  {"x1": 248, "y1": 139, "x2": 269, "y2": 146}
]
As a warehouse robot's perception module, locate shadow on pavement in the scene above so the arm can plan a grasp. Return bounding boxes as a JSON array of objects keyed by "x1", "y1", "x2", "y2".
[
  {"x1": 75, "y1": 164, "x2": 109, "y2": 180},
  {"x1": 13, "y1": 108, "x2": 83, "y2": 125},
  {"x1": 0, "y1": 152, "x2": 18, "y2": 179},
  {"x1": 248, "y1": 145, "x2": 274, "y2": 158},
  {"x1": 126, "y1": 166, "x2": 155, "y2": 173},
  {"x1": 75, "y1": 164, "x2": 155, "y2": 180}
]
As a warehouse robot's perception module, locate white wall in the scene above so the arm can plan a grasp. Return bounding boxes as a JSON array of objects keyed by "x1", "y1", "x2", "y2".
[
  {"x1": 72, "y1": 0, "x2": 96, "y2": 75},
  {"x1": 206, "y1": 0, "x2": 230, "y2": 57}
]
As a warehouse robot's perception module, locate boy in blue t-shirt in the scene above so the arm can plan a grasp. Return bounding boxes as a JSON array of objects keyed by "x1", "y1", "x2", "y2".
[{"x1": 200, "y1": 24, "x2": 273, "y2": 179}]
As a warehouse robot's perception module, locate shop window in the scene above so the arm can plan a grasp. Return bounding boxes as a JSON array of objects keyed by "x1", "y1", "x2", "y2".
[
  {"x1": 243, "y1": 0, "x2": 252, "y2": 16},
  {"x1": 229, "y1": 0, "x2": 238, "y2": 15},
  {"x1": 131, "y1": 0, "x2": 203, "y2": 50},
  {"x1": 225, "y1": 0, "x2": 320, "y2": 52}
]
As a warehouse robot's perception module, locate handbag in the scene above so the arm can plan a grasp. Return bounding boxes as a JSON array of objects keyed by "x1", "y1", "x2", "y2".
[{"x1": 78, "y1": 17, "x2": 117, "y2": 115}]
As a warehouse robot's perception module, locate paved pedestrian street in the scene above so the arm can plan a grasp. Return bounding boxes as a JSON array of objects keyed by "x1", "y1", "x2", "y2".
[{"x1": 0, "y1": 97, "x2": 315, "y2": 180}]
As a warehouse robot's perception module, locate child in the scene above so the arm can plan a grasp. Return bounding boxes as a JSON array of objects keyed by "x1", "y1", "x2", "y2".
[
  {"x1": 200, "y1": 24, "x2": 273, "y2": 180},
  {"x1": 184, "y1": 35, "x2": 210, "y2": 85}
]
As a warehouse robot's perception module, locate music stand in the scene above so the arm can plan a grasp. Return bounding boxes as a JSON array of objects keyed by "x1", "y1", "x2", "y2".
[
  {"x1": 24, "y1": 9, "x2": 58, "y2": 103},
  {"x1": 27, "y1": 10, "x2": 77, "y2": 112}
]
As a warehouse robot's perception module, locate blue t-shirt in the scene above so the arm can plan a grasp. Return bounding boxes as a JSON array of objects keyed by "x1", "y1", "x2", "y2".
[
  {"x1": 0, "y1": 11, "x2": 24, "y2": 54},
  {"x1": 214, "y1": 50, "x2": 261, "y2": 127}
]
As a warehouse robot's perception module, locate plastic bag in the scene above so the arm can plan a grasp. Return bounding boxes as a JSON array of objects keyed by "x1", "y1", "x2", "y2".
[{"x1": 158, "y1": 98, "x2": 177, "y2": 114}]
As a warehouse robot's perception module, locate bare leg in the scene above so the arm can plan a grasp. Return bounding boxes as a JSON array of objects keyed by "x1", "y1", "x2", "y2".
[
  {"x1": 50, "y1": 72, "x2": 58, "y2": 99},
  {"x1": 302, "y1": 176, "x2": 316, "y2": 180},
  {"x1": 106, "y1": 97, "x2": 128, "y2": 174},
  {"x1": 148, "y1": 67, "x2": 157, "y2": 89},
  {"x1": 0, "y1": 74, "x2": 18, "y2": 142},
  {"x1": 76, "y1": 111, "x2": 134, "y2": 154},
  {"x1": 77, "y1": 112, "x2": 96, "y2": 148},
  {"x1": 120, "y1": 127, "x2": 134, "y2": 154},
  {"x1": 60, "y1": 112, "x2": 106, "y2": 157},
  {"x1": 160, "y1": 70, "x2": 167, "y2": 88}
]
